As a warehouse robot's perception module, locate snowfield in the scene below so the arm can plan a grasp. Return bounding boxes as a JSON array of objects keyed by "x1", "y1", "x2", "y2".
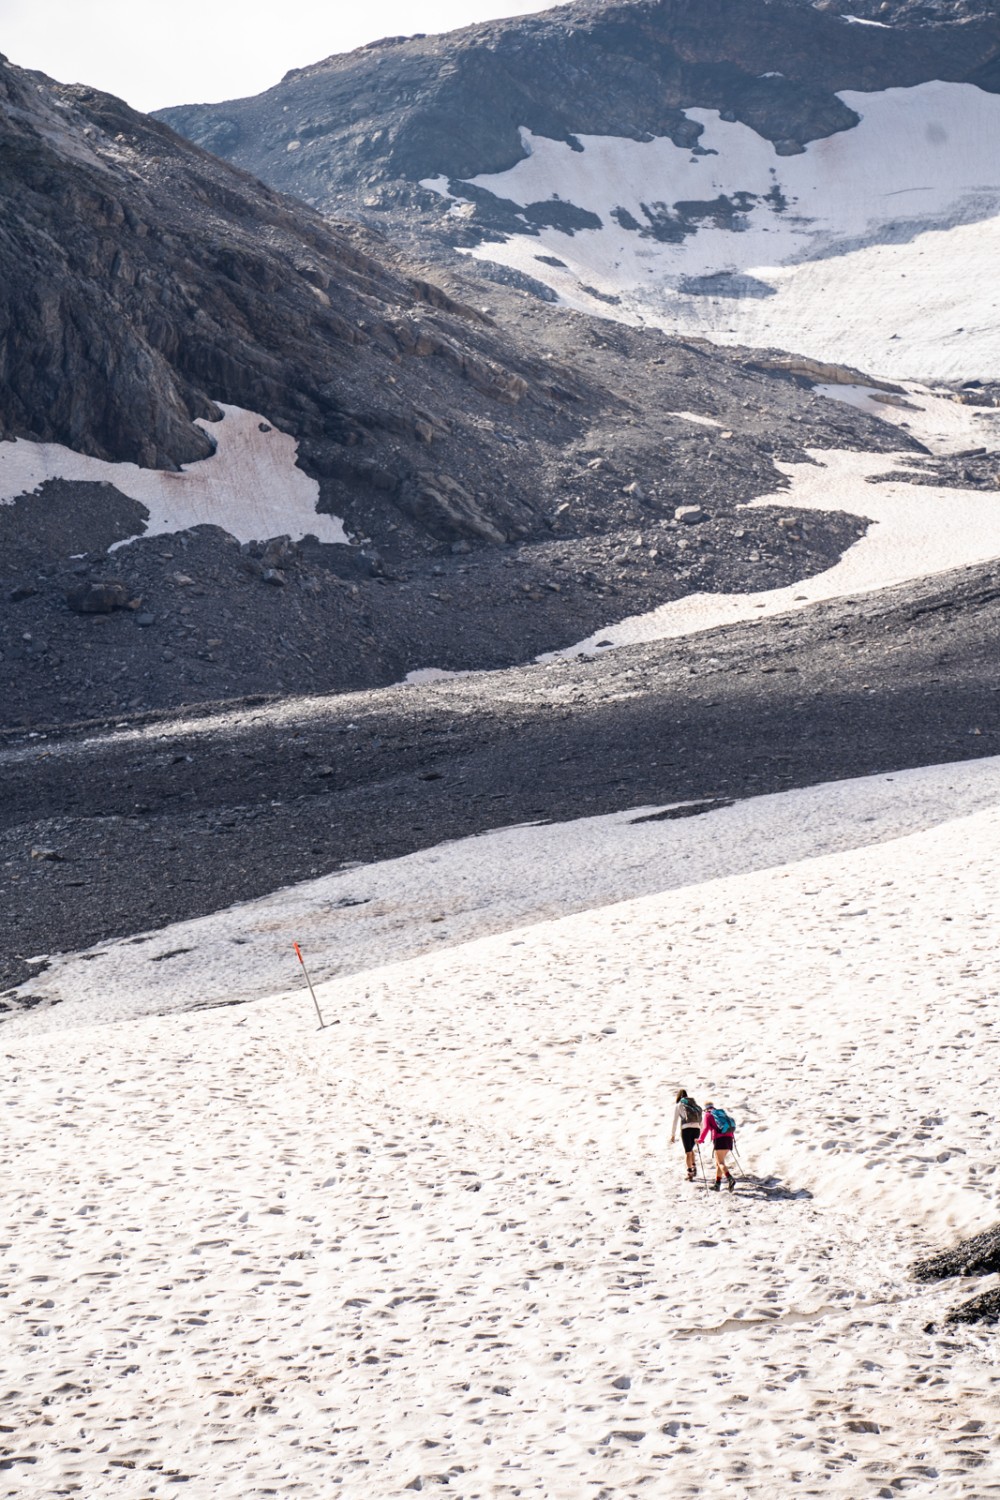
[
  {"x1": 0, "y1": 404, "x2": 350, "y2": 547},
  {"x1": 4, "y1": 759, "x2": 1000, "y2": 1497},
  {"x1": 815, "y1": 381, "x2": 1000, "y2": 454},
  {"x1": 423, "y1": 82, "x2": 1000, "y2": 381}
]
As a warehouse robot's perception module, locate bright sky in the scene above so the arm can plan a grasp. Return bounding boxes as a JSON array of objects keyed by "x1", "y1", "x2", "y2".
[{"x1": 1, "y1": 0, "x2": 555, "y2": 112}]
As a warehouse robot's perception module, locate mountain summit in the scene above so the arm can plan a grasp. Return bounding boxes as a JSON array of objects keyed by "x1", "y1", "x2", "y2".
[
  {"x1": 157, "y1": 0, "x2": 999, "y2": 216},
  {"x1": 158, "y1": 0, "x2": 1000, "y2": 380}
]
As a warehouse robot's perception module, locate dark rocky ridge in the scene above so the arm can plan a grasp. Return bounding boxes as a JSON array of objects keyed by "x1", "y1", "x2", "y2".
[
  {"x1": 915, "y1": 1224, "x2": 1000, "y2": 1327},
  {"x1": 3, "y1": 551, "x2": 1000, "y2": 998},
  {"x1": 156, "y1": 0, "x2": 1000, "y2": 253},
  {"x1": 915, "y1": 1224, "x2": 1000, "y2": 1281},
  {"x1": 1, "y1": 55, "x2": 918, "y2": 731},
  {"x1": 0, "y1": 49, "x2": 574, "y2": 490}
]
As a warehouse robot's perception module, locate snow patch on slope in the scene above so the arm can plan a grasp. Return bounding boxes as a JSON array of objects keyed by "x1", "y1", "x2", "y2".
[
  {"x1": 547, "y1": 446, "x2": 1000, "y2": 658},
  {"x1": 0, "y1": 404, "x2": 349, "y2": 548},
  {"x1": 666, "y1": 410, "x2": 724, "y2": 429},
  {"x1": 815, "y1": 381, "x2": 1000, "y2": 454},
  {"x1": 425, "y1": 82, "x2": 1000, "y2": 381}
]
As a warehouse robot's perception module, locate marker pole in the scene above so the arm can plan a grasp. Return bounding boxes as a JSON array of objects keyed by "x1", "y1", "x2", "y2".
[{"x1": 293, "y1": 941, "x2": 326, "y2": 1030}]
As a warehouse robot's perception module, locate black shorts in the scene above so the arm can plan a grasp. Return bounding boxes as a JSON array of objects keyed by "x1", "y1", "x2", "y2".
[
  {"x1": 681, "y1": 1127, "x2": 700, "y2": 1152},
  {"x1": 714, "y1": 1134, "x2": 734, "y2": 1152}
]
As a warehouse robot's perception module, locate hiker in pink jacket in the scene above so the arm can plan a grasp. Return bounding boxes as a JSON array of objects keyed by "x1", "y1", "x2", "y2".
[{"x1": 698, "y1": 1101, "x2": 736, "y2": 1192}]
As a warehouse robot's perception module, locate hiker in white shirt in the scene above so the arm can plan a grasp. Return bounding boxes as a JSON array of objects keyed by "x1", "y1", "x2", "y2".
[{"x1": 669, "y1": 1088, "x2": 703, "y2": 1182}]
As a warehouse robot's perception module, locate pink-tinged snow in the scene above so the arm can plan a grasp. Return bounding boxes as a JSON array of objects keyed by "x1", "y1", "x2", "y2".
[
  {"x1": 3, "y1": 760, "x2": 1000, "y2": 1496},
  {"x1": 545, "y1": 445, "x2": 1000, "y2": 659},
  {"x1": 423, "y1": 82, "x2": 1000, "y2": 382},
  {"x1": 0, "y1": 404, "x2": 349, "y2": 547}
]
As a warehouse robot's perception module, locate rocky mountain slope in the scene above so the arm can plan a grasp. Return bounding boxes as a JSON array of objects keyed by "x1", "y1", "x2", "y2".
[
  {"x1": 157, "y1": 0, "x2": 999, "y2": 232},
  {"x1": 157, "y1": 0, "x2": 1000, "y2": 381},
  {"x1": 0, "y1": 52, "x2": 904, "y2": 731},
  {"x1": 0, "y1": 52, "x2": 560, "y2": 484}
]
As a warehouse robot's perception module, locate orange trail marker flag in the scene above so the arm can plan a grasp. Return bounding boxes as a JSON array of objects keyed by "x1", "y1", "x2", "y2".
[{"x1": 293, "y1": 941, "x2": 328, "y2": 1030}]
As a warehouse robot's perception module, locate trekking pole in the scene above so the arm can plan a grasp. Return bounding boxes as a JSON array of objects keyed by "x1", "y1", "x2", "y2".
[
  {"x1": 293, "y1": 941, "x2": 328, "y2": 1030},
  {"x1": 732, "y1": 1145, "x2": 749, "y2": 1180},
  {"x1": 696, "y1": 1143, "x2": 709, "y2": 1188}
]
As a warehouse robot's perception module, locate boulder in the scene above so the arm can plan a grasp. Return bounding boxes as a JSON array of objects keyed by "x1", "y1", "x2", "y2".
[
  {"x1": 260, "y1": 536, "x2": 299, "y2": 570},
  {"x1": 66, "y1": 580, "x2": 130, "y2": 614},
  {"x1": 401, "y1": 472, "x2": 507, "y2": 545}
]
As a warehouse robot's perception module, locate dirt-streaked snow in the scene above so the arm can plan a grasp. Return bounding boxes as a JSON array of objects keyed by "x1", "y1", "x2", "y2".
[
  {"x1": 403, "y1": 665, "x2": 472, "y2": 685},
  {"x1": 9, "y1": 756, "x2": 1000, "y2": 1032},
  {"x1": 424, "y1": 82, "x2": 1000, "y2": 381},
  {"x1": 0, "y1": 404, "x2": 349, "y2": 547},
  {"x1": 3, "y1": 761, "x2": 999, "y2": 1496}
]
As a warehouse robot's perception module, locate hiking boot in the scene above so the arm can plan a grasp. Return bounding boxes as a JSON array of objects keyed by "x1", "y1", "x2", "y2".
[
  {"x1": 710, "y1": 1179, "x2": 721, "y2": 1191},
  {"x1": 727, "y1": 1173, "x2": 735, "y2": 1192}
]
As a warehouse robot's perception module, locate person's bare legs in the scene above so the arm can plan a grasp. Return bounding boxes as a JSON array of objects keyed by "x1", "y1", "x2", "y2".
[{"x1": 715, "y1": 1147, "x2": 732, "y2": 1184}]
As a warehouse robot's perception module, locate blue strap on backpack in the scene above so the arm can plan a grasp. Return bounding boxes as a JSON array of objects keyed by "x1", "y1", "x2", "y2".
[{"x1": 710, "y1": 1107, "x2": 736, "y2": 1135}]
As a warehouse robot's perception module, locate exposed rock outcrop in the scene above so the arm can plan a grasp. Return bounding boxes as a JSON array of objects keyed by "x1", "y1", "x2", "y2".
[
  {"x1": 0, "y1": 53, "x2": 542, "y2": 495},
  {"x1": 746, "y1": 356, "x2": 903, "y2": 393},
  {"x1": 944, "y1": 1287, "x2": 1000, "y2": 1326},
  {"x1": 913, "y1": 1223, "x2": 1000, "y2": 1281},
  {"x1": 914, "y1": 1222, "x2": 1000, "y2": 1328}
]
